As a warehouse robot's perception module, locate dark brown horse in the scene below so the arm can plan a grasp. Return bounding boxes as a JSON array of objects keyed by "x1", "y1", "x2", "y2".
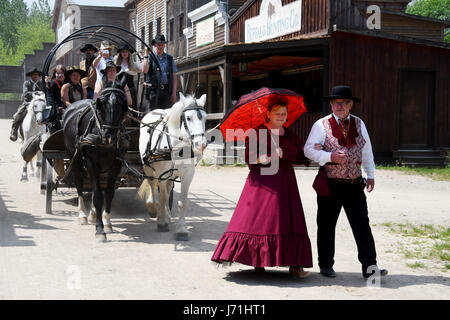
[{"x1": 63, "y1": 80, "x2": 129, "y2": 242}]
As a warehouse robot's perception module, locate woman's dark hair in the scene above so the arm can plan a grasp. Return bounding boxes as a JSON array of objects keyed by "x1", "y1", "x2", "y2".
[
  {"x1": 268, "y1": 101, "x2": 288, "y2": 112},
  {"x1": 52, "y1": 64, "x2": 67, "y2": 79}
]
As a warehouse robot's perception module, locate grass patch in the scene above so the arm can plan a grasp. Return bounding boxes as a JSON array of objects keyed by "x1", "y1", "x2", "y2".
[
  {"x1": 406, "y1": 262, "x2": 426, "y2": 269},
  {"x1": 0, "y1": 93, "x2": 21, "y2": 101},
  {"x1": 376, "y1": 164, "x2": 450, "y2": 181},
  {"x1": 382, "y1": 222, "x2": 450, "y2": 271}
]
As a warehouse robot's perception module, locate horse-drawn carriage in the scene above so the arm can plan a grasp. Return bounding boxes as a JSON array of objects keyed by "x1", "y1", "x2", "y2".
[
  {"x1": 37, "y1": 25, "x2": 208, "y2": 242},
  {"x1": 39, "y1": 25, "x2": 151, "y2": 216}
]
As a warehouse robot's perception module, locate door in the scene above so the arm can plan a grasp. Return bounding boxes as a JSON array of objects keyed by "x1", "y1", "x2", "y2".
[{"x1": 398, "y1": 70, "x2": 435, "y2": 149}]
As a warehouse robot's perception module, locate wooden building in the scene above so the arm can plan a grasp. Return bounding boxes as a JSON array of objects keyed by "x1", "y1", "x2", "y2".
[
  {"x1": 51, "y1": 0, "x2": 129, "y2": 67},
  {"x1": 125, "y1": 0, "x2": 168, "y2": 52},
  {"x1": 176, "y1": 0, "x2": 450, "y2": 166}
]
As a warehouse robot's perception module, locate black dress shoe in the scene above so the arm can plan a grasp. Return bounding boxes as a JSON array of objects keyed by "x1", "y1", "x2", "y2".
[
  {"x1": 363, "y1": 265, "x2": 388, "y2": 279},
  {"x1": 320, "y1": 267, "x2": 336, "y2": 278},
  {"x1": 254, "y1": 267, "x2": 266, "y2": 274}
]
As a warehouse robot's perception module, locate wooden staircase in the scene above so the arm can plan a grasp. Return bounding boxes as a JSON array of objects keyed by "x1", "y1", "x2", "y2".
[{"x1": 392, "y1": 149, "x2": 449, "y2": 168}]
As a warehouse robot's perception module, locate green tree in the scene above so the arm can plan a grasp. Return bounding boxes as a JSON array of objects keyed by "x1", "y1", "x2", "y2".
[
  {"x1": 0, "y1": 0, "x2": 29, "y2": 53},
  {"x1": 406, "y1": 0, "x2": 450, "y2": 42},
  {"x1": 0, "y1": 0, "x2": 54, "y2": 65}
]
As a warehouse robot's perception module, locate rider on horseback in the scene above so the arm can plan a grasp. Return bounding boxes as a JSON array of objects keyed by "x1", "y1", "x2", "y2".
[{"x1": 10, "y1": 67, "x2": 44, "y2": 141}]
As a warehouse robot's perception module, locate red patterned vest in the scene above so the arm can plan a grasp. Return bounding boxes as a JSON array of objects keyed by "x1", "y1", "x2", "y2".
[{"x1": 323, "y1": 115, "x2": 366, "y2": 179}]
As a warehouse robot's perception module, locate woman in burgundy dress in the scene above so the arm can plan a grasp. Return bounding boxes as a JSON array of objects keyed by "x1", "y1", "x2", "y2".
[{"x1": 211, "y1": 101, "x2": 313, "y2": 279}]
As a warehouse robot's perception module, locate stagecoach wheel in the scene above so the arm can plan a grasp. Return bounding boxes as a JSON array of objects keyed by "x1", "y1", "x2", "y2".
[
  {"x1": 45, "y1": 158, "x2": 53, "y2": 214},
  {"x1": 40, "y1": 155, "x2": 47, "y2": 195}
]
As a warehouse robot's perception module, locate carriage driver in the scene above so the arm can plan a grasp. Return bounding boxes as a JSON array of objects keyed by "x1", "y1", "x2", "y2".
[{"x1": 10, "y1": 68, "x2": 45, "y2": 141}]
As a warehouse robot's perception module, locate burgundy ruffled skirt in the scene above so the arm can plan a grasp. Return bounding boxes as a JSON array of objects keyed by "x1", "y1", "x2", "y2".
[{"x1": 211, "y1": 164, "x2": 313, "y2": 268}]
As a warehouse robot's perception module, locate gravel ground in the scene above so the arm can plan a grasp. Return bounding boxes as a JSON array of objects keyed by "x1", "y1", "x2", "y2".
[{"x1": 0, "y1": 119, "x2": 448, "y2": 300}]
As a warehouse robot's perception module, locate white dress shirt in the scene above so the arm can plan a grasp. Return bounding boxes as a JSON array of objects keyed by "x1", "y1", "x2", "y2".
[{"x1": 304, "y1": 113, "x2": 375, "y2": 179}]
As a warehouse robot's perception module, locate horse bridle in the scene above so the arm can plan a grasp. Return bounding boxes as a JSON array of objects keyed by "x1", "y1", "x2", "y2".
[
  {"x1": 85, "y1": 87, "x2": 128, "y2": 146},
  {"x1": 180, "y1": 101, "x2": 206, "y2": 143}
]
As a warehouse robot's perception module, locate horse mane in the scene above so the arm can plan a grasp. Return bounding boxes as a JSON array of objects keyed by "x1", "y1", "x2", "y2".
[
  {"x1": 30, "y1": 91, "x2": 45, "y2": 102},
  {"x1": 166, "y1": 94, "x2": 196, "y2": 131},
  {"x1": 28, "y1": 91, "x2": 46, "y2": 110}
]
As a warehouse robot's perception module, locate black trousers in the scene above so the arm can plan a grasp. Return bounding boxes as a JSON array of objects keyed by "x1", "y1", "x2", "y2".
[
  {"x1": 316, "y1": 178, "x2": 377, "y2": 271},
  {"x1": 144, "y1": 88, "x2": 172, "y2": 111}
]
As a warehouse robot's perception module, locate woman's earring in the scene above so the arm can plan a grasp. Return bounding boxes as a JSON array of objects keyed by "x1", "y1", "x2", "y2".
[{"x1": 265, "y1": 116, "x2": 270, "y2": 123}]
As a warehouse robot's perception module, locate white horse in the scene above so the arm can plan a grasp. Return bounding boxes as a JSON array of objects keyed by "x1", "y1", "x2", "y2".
[
  {"x1": 19, "y1": 91, "x2": 46, "y2": 181},
  {"x1": 138, "y1": 93, "x2": 207, "y2": 241}
]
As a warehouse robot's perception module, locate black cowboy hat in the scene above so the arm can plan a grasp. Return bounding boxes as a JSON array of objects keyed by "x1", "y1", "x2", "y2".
[
  {"x1": 151, "y1": 34, "x2": 167, "y2": 46},
  {"x1": 100, "y1": 61, "x2": 121, "y2": 74},
  {"x1": 80, "y1": 43, "x2": 98, "y2": 53},
  {"x1": 65, "y1": 66, "x2": 87, "y2": 79},
  {"x1": 323, "y1": 85, "x2": 360, "y2": 103},
  {"x1": 26, "y1": 67, "x2": 42, "y2": 76},
  {"x1": 116, "y1": 43, "x2": 135, "y2": 54}
]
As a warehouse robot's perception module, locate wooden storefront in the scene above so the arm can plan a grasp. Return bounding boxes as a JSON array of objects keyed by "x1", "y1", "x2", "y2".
[{"x1": 177, "y1": 0, "x2": 449, "y2": 165}]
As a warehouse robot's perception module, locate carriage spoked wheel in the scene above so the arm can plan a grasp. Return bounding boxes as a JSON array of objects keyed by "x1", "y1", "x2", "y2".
[{"x1": 45, "y1": 158, "x2": 53, "y2": 214}]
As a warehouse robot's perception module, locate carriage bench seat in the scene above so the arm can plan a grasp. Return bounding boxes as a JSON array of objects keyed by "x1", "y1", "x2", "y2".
[{"x1": 42, "y1": 129, "x2": 71, "y2": 159}]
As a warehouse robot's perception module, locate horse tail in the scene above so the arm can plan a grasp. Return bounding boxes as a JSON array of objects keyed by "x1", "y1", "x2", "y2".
[{"x1": 138, "y1": 178, "x2": 151, "y2": 200}]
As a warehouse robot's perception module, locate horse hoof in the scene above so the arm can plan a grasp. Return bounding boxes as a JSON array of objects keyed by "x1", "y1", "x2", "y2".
[
  {"x1": 146, "y1": 203, "x2": 157, "y2": 218},
  {"x1": 104, "y1": 225, "x2": 113, "y2": 234},
  {"x1": 78, "y1": 217, "x2": 88, "y2": 225},
  {"x1": 20, "y1": 176, "x2": 28, "y2": 182},
  {"x1": 157, "y1": 224, "x2": 169, "y2": 232},
  {"x1": 176, "y1": 232, "x2": 189, "y2": 241},
  {"x1": 88, "y1": 214, "x2": 97, "y2": 225},
  {"x1": 95, "y1": 233, "x2": 107, "y2": 243}
]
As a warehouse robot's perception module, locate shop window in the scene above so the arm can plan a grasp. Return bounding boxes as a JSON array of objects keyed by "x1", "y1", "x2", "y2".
[
  {"x1": 157, "y1": 17, "x2": 162, "y2": 36},
  {"x1": 179, "y1": 13, "x2": 185, "y2": 37},
  {"x1": 148, "y1": 22, "x2": 153, "y2": 44},
  {"x1": 141, "y1": 26, "x2": 145, "y2": 45},
  {"x1": 169, "y1": 18, "x2": 174, "y2": 42}
]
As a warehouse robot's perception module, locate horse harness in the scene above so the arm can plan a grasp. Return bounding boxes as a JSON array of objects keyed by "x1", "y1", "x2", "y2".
[
  {"x1": 76, "y1": 87, "x2": 128, "y2": 150},
  {"x1": 61, "y1": 87, "x2": 129, "y2": 184},
  {"x1": 142, "y1": 100, "x2": 205, "y2": 167}
]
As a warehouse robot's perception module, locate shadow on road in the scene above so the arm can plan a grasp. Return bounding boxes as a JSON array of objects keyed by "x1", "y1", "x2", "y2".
[
  {"x1": 98, "y1": 188, "x2": 232, "y2": 252},
  {"x1": 0, "y1": 184, "x2": 60, "y2": 247},
  {"x1": 223, "y1": 269, "x2": 450, "y2": 289}
]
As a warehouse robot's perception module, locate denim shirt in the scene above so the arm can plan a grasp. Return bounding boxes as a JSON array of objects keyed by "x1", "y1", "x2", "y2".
[{"x1": 155, "y1": 52, "x2": 177, "y2": 84}]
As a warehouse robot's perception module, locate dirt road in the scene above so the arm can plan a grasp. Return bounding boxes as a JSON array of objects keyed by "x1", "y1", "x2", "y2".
[{"x1": 0, "y1": 119, "x2": 448, "y2": 299}]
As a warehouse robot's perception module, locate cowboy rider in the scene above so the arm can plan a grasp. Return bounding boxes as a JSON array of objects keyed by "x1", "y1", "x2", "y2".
[{"x1": 10, "y1": 67, "x2": 44, "y2": 142}]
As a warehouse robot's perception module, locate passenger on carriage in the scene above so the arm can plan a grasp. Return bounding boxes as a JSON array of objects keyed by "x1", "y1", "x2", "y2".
[
  {"x1": 79, "y1": 43, "x2": 98, "y2": 99},
  {"x1": 92, "y1": 41, "x2": 114, "y2": 87},
  {"x1": 45, "y1": 65, "x2": 66, "y2": 118},
  {"x1": 94, "y1": 61, "x2": 133, "y2": 106},
  {"x1": 114, "y1": 43, "x2": 149, "y2": 109},
  {"x1": 61, "y1": 66, "x2": 87, "y2": 107}
]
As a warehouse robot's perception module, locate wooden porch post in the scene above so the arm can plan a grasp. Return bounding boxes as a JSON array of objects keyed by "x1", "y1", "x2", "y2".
[{"x1": 223, "y1": 57, "x2": 232, "y2": 114}]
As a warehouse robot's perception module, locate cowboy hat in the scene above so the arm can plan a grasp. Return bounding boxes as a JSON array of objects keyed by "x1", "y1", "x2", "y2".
[
  {"x1": 80, "y1": 43, "x2": 98, "y2": 53},
  {"x1": 26, "y1": 67, "x2": 42, "y2": 76},
  {"x1": 99, "y1": 40, "x2": 115, "y2": 51},
  {"x1": 116, "y1": 43, "x2": 135, "y2": 54},
  {"x1": 151, "y1": 34, "x2": 167, "y2": 46},
  {"x1": 100, "y1": 61, "x2": 121, "y2": 74},
  {"x1": 65, "y1": 66, "x2": 87, "y2": 79},
  {"x1": 323, "y1": 85, "x2": 360, "y2": 103}
]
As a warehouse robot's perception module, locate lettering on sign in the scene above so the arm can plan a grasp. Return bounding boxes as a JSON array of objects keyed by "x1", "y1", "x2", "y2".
[
  {"x1": 196, "y1": 16, "x2": 215, "y2": 47},
  {"x1": 245, "y1": 0, "x2": 302, "y2": 43}
]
